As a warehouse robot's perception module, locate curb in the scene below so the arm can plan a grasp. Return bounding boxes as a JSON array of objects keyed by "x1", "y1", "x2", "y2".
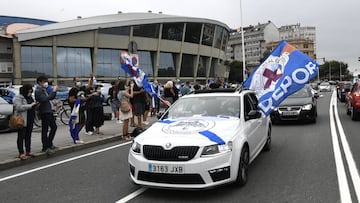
[{"x1": 0, "y1": 134, "x2": 124, "y2": 171}]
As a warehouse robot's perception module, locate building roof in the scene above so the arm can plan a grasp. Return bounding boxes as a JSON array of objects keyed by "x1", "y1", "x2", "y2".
[
  {"x1": 0, "y1": 16, "x2": 56, "y2": 26},
  {"x1": 16, "y1": 12, "x2": 230, "y2": 42}
]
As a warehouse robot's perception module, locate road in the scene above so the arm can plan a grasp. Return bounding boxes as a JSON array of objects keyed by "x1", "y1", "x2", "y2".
[{"x1": 0, "y1": 90, "x2": 359, "y2": 203}]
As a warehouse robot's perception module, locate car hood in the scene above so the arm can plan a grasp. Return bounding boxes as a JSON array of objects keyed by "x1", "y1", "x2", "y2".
[
  {"x1": 134, "y1": 117, "x2": 240, "y2": 146},
  {"x1": 279, "y1": 97, "x2": 313, "y2": 106}
]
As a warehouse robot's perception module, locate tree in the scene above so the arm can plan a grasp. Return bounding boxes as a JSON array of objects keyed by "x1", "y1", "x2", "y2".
[
  {"x1": 228, "y1": 60, "x2": 244, "y2": 83},
  {"x1": 319, "y1": 60, "x2": 352, "y2": 81}
]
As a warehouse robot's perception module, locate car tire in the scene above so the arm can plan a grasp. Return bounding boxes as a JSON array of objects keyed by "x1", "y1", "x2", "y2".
[
  {"x1": 263, "y1": 128, "x2": 271, "y2": 151},
  {"x1": 235, "y1": 145, "x2": 249, "y2": 187},
  {"x1": 351, "y1": 105, "x2": 359, "y2": 121}
]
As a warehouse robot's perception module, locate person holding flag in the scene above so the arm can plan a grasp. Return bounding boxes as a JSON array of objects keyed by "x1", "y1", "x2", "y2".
[{"x1": 243, "y1": 40, "x2": 319, "y2": 116}]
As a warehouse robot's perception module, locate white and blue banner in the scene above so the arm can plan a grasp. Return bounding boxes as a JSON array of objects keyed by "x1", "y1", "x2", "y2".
[
  {"x1": 119, "y1": 51, "x2": 156, "y2": 96},
  {"x1": 69, "y1": 98, "x2": 81, "y2": 143},
  {"x1": 243, "y1": 40, "x2": 319, "y2": 116}
]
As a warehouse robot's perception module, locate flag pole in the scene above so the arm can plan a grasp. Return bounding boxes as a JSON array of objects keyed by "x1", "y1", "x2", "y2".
[{"x1": 240, "y1": 0, "x2": 246, "y2": 81}]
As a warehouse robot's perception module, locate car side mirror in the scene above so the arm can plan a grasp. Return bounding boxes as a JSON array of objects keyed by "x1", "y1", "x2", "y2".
[{"x1": 246, "y1": 110, "x2": 262, "y2": 120}]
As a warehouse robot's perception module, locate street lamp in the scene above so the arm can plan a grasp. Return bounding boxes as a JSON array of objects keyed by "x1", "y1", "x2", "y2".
[{"x1": 316, "y1": 57, "x2": 325, "y2": 82}]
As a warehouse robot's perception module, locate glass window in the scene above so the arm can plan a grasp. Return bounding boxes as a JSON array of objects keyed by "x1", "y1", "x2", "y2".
[
  {"x1": 162, "y1": 23, "x2": 184, "y2": 41},
  {"x1": 57, "y1": 47, "x2": 92, "y2": 77},
  {"x1": 97, "y1": 49, "x2": 126, "y2": 77},
  {"x1": 184, "y1": 23, "x2": 202, "y2": 43},
  {"x1": 20, "y1": 46, "x2": 53, "y2": 78},
  {"x1": 197, "y1": 56, "x2": 207, "y2": 77},
  {"x1": 209, "y1": 59, "x2": 217, "y2": 78},
  {"x1": 221, "y1": 31, "x2": 229, "y2": 51},
  {"x1": 202, "y1": 24, "x2": 215, "y2": 46},
  {"x1": 158, "y1": 52, "x2": 176, "y2": 77},
  {"x1": 214, "y1": 26, "x2": 223, "y2": 48},
  {"x1": 133, "y1": 24, "x2": 160, "y2": 38},
  {"x1": 98, "y1": 26, "x2": 130, "y2": 36},
  {"x1": 180, "y1": 54, "x2": 195, "y2": 77},
  {"x1": 137, "y1": 51, "x2": 154, "y2": 77}
]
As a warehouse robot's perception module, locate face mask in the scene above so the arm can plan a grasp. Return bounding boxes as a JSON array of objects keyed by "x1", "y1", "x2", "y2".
[
  {"x1": 43, "y1": 82, "x2": 49, "y2": 88},
  {"x1": 76, "y1": 81, "x2": 82, "y2": 87},
  {"x1": 97, "y1": 89, "x2": 101, "y2": 93}
]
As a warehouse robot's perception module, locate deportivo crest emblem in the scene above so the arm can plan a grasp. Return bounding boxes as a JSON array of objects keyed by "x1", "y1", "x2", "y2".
[{"x1": 162, "y1": 119, "x2": 215, "y2": 134}]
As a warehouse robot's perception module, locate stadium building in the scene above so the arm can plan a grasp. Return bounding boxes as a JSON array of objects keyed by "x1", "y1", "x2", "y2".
[{"x1": 0, "y1": 12, "x2": 230, "y2": 86}]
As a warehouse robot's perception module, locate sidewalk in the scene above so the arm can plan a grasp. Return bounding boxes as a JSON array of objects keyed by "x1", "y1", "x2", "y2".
[{"x1": 0, "y1": 108, "x2": 158, "y2": 170}]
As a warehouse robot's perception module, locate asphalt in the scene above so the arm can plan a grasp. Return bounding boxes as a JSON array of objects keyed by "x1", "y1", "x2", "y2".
[{"x1": 0, "y1": 107, "x2": 158, "y2": 171}]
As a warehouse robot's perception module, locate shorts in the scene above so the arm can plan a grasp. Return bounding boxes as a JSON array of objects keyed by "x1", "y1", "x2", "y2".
[{"x1": 111, "y1": 100, "x2": 120, "y2": 112}]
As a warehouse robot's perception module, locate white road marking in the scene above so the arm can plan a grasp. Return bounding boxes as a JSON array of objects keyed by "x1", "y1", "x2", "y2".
[
  {"x1": 0, "y1": 142, "x2": 132, "y2": 182},
  {"x1": 330, "y1": 91, "x2": 352, "y2": 202},
  {"x1": 115, "y1": 187, "x2": 148, "y2": 203},
  {"x1": 333, "y1": 91, "x2": 360, "y2": 201}
]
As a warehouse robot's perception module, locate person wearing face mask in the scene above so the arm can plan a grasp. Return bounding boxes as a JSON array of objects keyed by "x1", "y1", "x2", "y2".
[
  {"x1": 35, "y1": 75, "x2": 58, "y2": 154},
  {"x1": 13, "y1": 84, "x2": 38, "y2": 160},
  {"x1": 68, "y1": 77, "x2": 88, "y2": 142}
]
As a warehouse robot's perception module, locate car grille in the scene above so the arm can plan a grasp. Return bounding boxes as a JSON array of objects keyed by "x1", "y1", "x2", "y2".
[
  {"x1": 138, "y1": 171, "x2": 205, "y2": 184},
  {"x1": 278, "y1": 106, "x2": 301, "y2": 111},
  {"x1": 143, "y1": 145, "x2": 199, "y2": 161}
]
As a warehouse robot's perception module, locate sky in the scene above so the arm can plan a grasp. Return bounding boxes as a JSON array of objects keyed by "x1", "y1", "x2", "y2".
[{"x1": 2, "y1": 0, "x2": 360, "y2": 74}]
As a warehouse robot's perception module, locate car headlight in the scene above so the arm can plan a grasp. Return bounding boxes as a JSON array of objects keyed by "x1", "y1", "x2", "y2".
[
  {"x1": 302, "y1": 104, "x2": 313, "y2": 110},
  {"x1": 131, "y1": 141, "x2": 141, "y2": 153},
  {"x1": 201, "y1": 141, "x2": 232, "y2": 156}
]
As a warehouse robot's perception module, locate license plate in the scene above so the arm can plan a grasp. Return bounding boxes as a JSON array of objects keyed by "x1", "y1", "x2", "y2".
[
  {"x1": 282, "y1": 111, "x2": 298, "y2": 116},
  {"x1": 148, "y1": 163, "x2": 184, "y2": 174}
]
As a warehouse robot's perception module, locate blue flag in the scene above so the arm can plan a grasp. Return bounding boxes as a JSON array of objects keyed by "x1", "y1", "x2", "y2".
[
  {"x1": 243, "y1": 40, "x2": 319, "y2": 116},
  {"x1": 119, "y1": 51, "x2": 156, "y2": 96},
  {"x1": 69, "y1": 98, "x2": 81, "y2": 143}
]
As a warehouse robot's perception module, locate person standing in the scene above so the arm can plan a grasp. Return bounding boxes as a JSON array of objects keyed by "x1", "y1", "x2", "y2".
[
  {"x1": 35, "y1": 76, "x2": 58, "y2": 154},
  {"x1": 117, "y1": 79, "x2": 134, "y2": 140},
  {"x1": 92, "y1": 85, "x2": 105, "y2": 135},
  {"x1": 109, "y1": 80, "x2": 120, "y2": 123},
  {"x1": 13, "y1": 84, "x2": 38, "y2": 159},
  {"x1": 68, "y1": 77, "x2": 88, "y2": 143},
  {"x1": 132, "y1": 83, "x2": 146, "y2": 129},
  {"x1": 181, "y1": 81, "x2": 191, "y2": 96}
]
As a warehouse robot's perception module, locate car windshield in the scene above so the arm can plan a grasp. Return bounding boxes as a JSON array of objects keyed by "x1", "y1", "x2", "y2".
[
  {"x1": 320, "y1": 82, "x2": 330, "y2": 86},
  {"x1": 165, "y1": 96, "x2": 241, "y2": 119},
  {"x1": 288, "y1": 87, "x2": 312, "y2": 98}
]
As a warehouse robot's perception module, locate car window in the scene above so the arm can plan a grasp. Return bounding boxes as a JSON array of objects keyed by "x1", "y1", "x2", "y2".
[
  {"x1": 288, "y1": 87, "x2": 312, "y2": 98},
  {"x1": 243, "y1": 94, "x2": 256, "y2": 118},
  {"x1": 166, "y1": 95, "x2": 240, "y2": 119}
]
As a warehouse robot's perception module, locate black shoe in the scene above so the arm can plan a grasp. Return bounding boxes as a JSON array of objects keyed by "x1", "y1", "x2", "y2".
[{"x1": 41, "y1": 148, "x2": 47, "y2": 152}]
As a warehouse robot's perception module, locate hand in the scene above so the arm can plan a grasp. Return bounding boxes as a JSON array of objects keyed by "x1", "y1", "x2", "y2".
[
  {"x1": 53, "y1": 85, "x2": 58, "y2": 92},
  {"x1": 32, "y1": 102, "x2": 38, "y2": 107}
]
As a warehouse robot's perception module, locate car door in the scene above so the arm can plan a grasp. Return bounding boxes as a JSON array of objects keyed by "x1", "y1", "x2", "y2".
[{"x1": 243, "y1": 93, "x2": 266, "y2": 159}]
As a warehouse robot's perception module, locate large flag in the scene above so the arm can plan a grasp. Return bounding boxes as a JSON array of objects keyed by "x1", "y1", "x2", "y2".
[
  {"x1": 243, "y1": 40, "x2": 319, "y2": 116},
  {"x1": 69, "y1": 98, "x2": 81, "y2": 143},
  {"x1": 119, "y1": 51, "x2": 155, "y2": 95}
]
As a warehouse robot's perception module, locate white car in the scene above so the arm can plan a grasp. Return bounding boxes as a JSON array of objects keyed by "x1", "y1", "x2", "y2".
[
  {"x1": 318, "y1": 82, "x2": 331, "y2": 92},
  {"x1": 128, "y1": 89, "x2": 272, "y2": 189}
]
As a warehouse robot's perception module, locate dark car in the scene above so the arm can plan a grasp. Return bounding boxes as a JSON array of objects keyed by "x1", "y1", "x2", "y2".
[
  {"x1": 0, "y1": 97, "x2": 13, "y2": 132},
  {"x1": 336, "y1": 81, "x2": 352, "y2": 102},
  {"x1": 270, "y1": 85, "x2": 318, "y2": 124},
  {"x1": 346, "y1": 81, "x2": 360, "y2": 120}
]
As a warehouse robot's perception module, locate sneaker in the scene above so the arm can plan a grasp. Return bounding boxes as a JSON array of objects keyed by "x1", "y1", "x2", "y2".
[
  {"x1": 85, "y1": 131, "x2": 94, "y2": 135},
  {"x1": 46, "y1": 148, "x2": 55, "y2": 155},
  {"x1": 116, "y1": 120, "x2": 123, "y2": 124},
  {"x1": 75, "y1": 140, "x2": 85, "y2": 144},
  {"x1": 142, "y1": 121, "x2": 149, "y2": 125}
]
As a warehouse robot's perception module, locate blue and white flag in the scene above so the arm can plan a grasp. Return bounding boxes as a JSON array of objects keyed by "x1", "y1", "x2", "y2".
[
  {"x1": 119, "y1": 51, "x2": 156, "y2": 96},
  {"x1": 243, "y1": 40, "x2": 319, "y2": 116},
  {"x1": 69, "y1": 98, "x2": 81, "y2": 143}
]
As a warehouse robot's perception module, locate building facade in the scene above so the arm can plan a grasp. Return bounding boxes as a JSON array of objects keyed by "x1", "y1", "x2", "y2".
[
  {"x1": 0, "y1": 12, "x2": 230, "y2": 86},
  {"x1": 227, "y1": 21, "x2": 280, "y2": 72},
  {"x1": 278, "y1": 23, "x2": 316, "y2": 53}
]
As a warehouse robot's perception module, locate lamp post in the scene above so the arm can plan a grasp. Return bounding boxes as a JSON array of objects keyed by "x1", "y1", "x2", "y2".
[
  {"x1": 240, "y1": 0, "x2": 246, "y2": 81},
  {"x1": 316, "y1": 57, "x2": 325, "y2": 82}
]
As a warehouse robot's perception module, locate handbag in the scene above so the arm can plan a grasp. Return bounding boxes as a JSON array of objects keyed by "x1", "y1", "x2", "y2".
[
  {"x1": 9, "y1": 110, "x2": 24, "y2": 129},
  {"x1": 120, "y1": 99, "x2": 131, "y2": 113}
]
